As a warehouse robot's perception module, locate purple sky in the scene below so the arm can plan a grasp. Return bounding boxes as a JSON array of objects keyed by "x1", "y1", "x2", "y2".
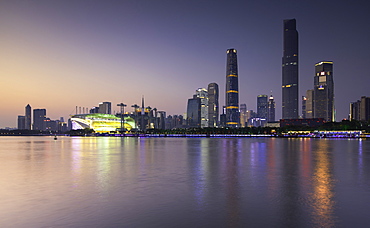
[{"x1": 1, "y1": 0, "x2": 370, "y2": 128}]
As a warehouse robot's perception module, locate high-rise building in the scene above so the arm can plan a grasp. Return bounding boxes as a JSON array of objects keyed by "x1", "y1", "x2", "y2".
[
  {"x1": 99, "y1": 102, "x2": 111, "y2": 114},
  {"x1": 313, "y1": 61, "x2": 334, "y2": 122},
  {"x1": 267, "y1": 94, "x2": 275, "y2": 122},
  {"x1": 225, "y1": 48, "x2": 239, "y2": 127},
  {"x1": 208, "y1": 83, "x2": 219, "y2": 127},
  {"x1": 239, "y1": 104, "x2": 247, "y2": 127},
  {"x1": 195, "y1": 88, "x2": 209, "y2": 128},
  {"x1": 25, "y1": 104, "x2": 32, "y2": 130},
  {"x1": 33, "y1": 109, "x2": 46, "y2": 130},
  {"x1": 17, "y1": 115, "x2": 26, "y2": 129},
  {"x1": 350, "y1": 97, "x2": 370, "y2": 121},
  {"x1": 257, "y1": 95, "x2": 268, "y2": 119},
  {"x1": 304, "y1": 89, "x2": 314, "y2": 118},
  {"x1": 282, "y1": 19, "x2": 299, "y2": 119},
  {"x1": 186, "y1": 95, "x2": 201, "y2": 127}
]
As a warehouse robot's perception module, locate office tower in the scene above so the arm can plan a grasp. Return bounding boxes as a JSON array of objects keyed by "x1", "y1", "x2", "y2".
[
  {"x1": 99, "y1": 102, "x2": 111, "y2": 114},
  {"x1": 208, "y1": 83, "x2": 219, "y2": 127},
  {"x1": 195, "y1": 88, "x2": 208, "y2": 128},
  {"x1": 302, "y1": 96, "x2": 306, "y2": 118},
  {"x1": 304, "y1": 89, "x2": 314, "y2": 118},
  {"x1": 17, "y1": 116, "x2": 25, "y2": 129},
  {"x1": 313, "y1": 61, "x2": 334, "y2": 122},
  {"x1": 268, "y1": 94, "x2": 275, "y2": 122},
  {"x1": 282, "y1": 19, "x2": 299, "y2": 119},
  {"x1": 25, "y1": 104, "x2": 32, "y2": 130},
  {"x1": 257, "y1": 95, "x2": 268, "y2": 119},
  {"x1": 186, "y1": 95, "x2": 201, "y2": 127},
  {"x1": 219, "y1": 106, "x2": 226, "y2": 127},
  {"x1": 240, "y1": 104, "x2": 247, "y2": 127},
  {"x1": 350, "y1": 97, "x2": 370, "y2": 121},
  {"x1": 225, "y1": 48, "x2": 239, "y2": 127},
  {"x1": 33, "y1": 109, "x2": 46, "y2": 130}
]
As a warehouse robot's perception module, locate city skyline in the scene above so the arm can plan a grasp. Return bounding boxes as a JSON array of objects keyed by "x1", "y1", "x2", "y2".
[{"x1": 1, "y1": 1, "x2": 370, "y2": 128}]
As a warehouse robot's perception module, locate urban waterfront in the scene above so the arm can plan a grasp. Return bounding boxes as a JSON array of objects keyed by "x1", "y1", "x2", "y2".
[{"x1": 1, "y1": 137, "x2": 370, "y2": 227}]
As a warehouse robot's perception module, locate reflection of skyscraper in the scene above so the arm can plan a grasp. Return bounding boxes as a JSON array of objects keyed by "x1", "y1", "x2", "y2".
[
  {"x1": 257, "y1": 95, "x2": 268, "y2": 119},
  {"x1": 33, "y1": 109, "x2": 46, "y2": 130},
  {"x1": 208, "y1": 83, "x2": 219, "y2": 127},
  {"x1": 282, "y1": 19, "x2": 299, "y2": 119},
  {"x1": 314, "y1": 61, "x2": 334, "y2": 122},
  {"x1": 225, "y1": 48, "x2": 239, "y2": 127},
  {"x1": 268, "y1": 95, "x2": 275, "y2": 122},
  {"x1": 25, "y1": 104, "x2": 32, "y2": 130}
]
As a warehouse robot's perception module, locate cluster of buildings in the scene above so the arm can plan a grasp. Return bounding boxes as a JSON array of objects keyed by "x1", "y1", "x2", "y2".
[
  {"x1": 15, "y1": 19, "x2": 370, "y2": 133},
  {"x1": 17, "y1": 104, "x2": 68, "y2": 132}
]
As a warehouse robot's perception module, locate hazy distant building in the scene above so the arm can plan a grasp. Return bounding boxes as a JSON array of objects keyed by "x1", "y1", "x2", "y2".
[
  {"x1": 17, "y1": 115, "x2": 25, "y2": 129},
  {"x1": 313, "y1": 61, "x2": 334, "y2": 122},
  {"x1": 282, "y1": 19, "x2": 299, "y2": 119},
  {"x1": 267, "y1": 95, "x2": 275, "y2": 122},
  {"x1": 257, "y1": 95, "x2": 268, "y2": 119},
  {"x1": 33, "y1": 109, "x2": 46, "y2": 131},
  {"x1": 195, "y1": 88, "x2": 209, "y2": 128},
  {"x1": 25, "y1": 104, "x2": 32, "y2": 130},
  {"x1": 208, "y1": 83, "x2": 219, "y2": 127},
  {"x1": 303, "y1": 90, "x2": 314, "y2": 118},
  {"x1": 225, "y1": 48, "x2": 239, "y2": 127},
  {"x1": 186, "y1": 96, "x2": 201, "y2": 127},
  {"x1": 350, "y1": 96, "x2": 370, "y2": 121},
  {"x1": 99, "y1": 102, "x2": 111, "y2": 114},
  {"x1": 240, "y1": 104, "x2": 247, "y2": 127}
]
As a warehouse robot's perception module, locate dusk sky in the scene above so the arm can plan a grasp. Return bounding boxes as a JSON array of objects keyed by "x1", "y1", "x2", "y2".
[{"x1": 1, "y1": 0, "x2": 369, "y2": 128}]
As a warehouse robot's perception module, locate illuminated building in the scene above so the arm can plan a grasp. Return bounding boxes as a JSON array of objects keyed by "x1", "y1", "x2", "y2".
[
  {"x1": 25, "y1": 104, "x2": 31, "y2": 130},
  {"x1": 240, "y1": 104, "x2": 247, "y2": 127},
  {"x1": 257, "y1": 95, "x2": 268, "y2": 119},
  {"x1": 196, "y1": 88, "x2": 208, "y2": 128},
  {"x1": 282, "y1": 19, "x2": 299, "y2": 119},
  {"x1": 33, "y1": 109, "x2": 46, "y2": 130},
  {"x1": 314, "y1": 61, "x2": 334, "y2": 122},
  {"x1": 99, "y1": 102, "x2": 111, "y2": 114},
  {"x1": 268, "y1": 94, "x2": 275, "y2": 122},
  {"x1": 71, "y1": 113, "x2": 135, "y2": 133},
  {"x1": 225, "y1": 48, "x2": 239, "y2": 127},
  {"x1": 208, "y1": 83, "x2": 219, "y2": 127},
  {"x1": 303, "y1": 90, "x2": 314, "y2": 118}
]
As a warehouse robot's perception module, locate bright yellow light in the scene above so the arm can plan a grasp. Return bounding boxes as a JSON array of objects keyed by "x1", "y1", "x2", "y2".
[
  {"x1": 227, "y1": 90, "x2": 238, "y2": 93},
  {"x1": 227, "y1": 74, "x2": 238, "y2": 77},
  {"x1": 226, "y1": 106, "x2": 239, "y2": 109}
]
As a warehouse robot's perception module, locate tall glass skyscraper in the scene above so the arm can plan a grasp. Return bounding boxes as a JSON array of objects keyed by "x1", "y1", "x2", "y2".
[
  {"x1": 314, "y1": 61, "x2": 334, "y2": 122},
  {"x1": 225, "y1": 48, "x2": 239, "y2": 127},
  {"x1": 208, "y1": 83, "x2": 219, "y2": 127},
  {"x1": 25, "y1": 104, "x2": 32, "y2": 130},
  {"x1": 257, "y1": 95, "x2": 268, "y2": 119},
  {"x1": 282, "y1": 19, "x2": 299, "y2": 119}
]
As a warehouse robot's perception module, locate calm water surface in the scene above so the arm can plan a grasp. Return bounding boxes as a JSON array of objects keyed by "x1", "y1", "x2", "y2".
[{"x1": 1, "y1": 136, "x2": 370, "y2": 227}]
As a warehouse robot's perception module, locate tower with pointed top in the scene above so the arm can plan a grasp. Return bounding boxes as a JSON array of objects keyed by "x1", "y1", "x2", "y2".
[
  {"x1": 225, "y1": 48, "x2": 239, "y2": 127},
  {"x1": 25, "y1": 104, "x2": 32, "y2": 130}
]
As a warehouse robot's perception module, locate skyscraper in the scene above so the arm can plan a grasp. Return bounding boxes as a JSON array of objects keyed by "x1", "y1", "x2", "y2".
[
  {"x1": 267, "y1": 94, "x2": 275, "y2": 122},
  {"x1": 99, "y1": 102, "x2": 111, "y2": 114},
  {"x1": 282, "y1": 19, "x2": 299, "y2": 119},
  {"x1": 25, "y1": 104, "x2": 32, "y2": 130},
  {"x1": 239, "y1": 104, "x2": 247, "y2": 127},
  {"x1": 33, "y1": 109, "x2": 46, "y2": 130},
  {"x1": 208, "y1": 83, "x2": 219, "y2": 127},
  {"x1": 304, "y1": 89, "x2": 314, "y2": 118},
  {"x1": 195, "y1": 88, "x2": 208, "y2": 128},
  {"x1": 186, "y1": 95, "x2": 201, "y2": 127},
  {"x1": 313, "y1": 61, "x2": 334, "y2": 122},
  {"x1": 225, "y1": 48, "x2": 239, "y2": 127},
  {"x1": 257, "y1": 95, "x2": 268, "y2": 119}
]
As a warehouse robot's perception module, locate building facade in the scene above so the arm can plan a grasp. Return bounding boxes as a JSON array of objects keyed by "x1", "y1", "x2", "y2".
[
  {"x1": 350, "y1": 96, "x2": 370, "y2": 121},
  {"x1": 33, "y1": 109, "x2": 46, "y2": 131},
  {"x1": 225, "y1": 48, "x2": 239, "y2": 127},
  {"x1": 25, "y1": 104, "x2": 32, "y2": 130},
  {"x1": 313, "y1": 61, "x2": 334, "y2": 122},
  {"x1": 267, "y1": 94, "x2": 275, "y2": 122},
  {"x1": 282, "y1": 19, "x2": 299, "y2": 119},
  {"x1": 195, "y1": 88, "x2": 209, "y2": 128},
  {"x1": 257, "y1": 95, "x2": 268, "y2": 119},
  {"x1": 99, "y1": 102, "x2": 111, "y2": 114},
  {"x1": 186, "y1": 96, "x2": 201, "y2": 128},
  {"x1": 303, "y1": 90, "x2": 314, "y2": 118},
  {"x1": 208, "y1": 83, "x2": 219, "y2": 127}
]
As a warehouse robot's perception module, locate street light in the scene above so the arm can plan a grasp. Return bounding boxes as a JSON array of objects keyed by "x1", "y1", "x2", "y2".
[{"x1": 117, "y1": 103, "x2": 127, "y2": 134}]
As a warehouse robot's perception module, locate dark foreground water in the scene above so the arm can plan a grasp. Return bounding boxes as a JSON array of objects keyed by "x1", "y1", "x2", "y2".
[{"x1": 1, "y1": 136, "x2": 370, "y2": 227}]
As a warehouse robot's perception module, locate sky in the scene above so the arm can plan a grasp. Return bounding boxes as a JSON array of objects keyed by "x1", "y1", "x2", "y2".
[{"x1": 1, "y1": 0, "x2": 370, "y2": 128}]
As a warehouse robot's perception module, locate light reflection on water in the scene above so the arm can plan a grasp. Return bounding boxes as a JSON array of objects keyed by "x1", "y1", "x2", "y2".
[{"x1": 0, "y1": 136, "x2": 370, "y2": 227}]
